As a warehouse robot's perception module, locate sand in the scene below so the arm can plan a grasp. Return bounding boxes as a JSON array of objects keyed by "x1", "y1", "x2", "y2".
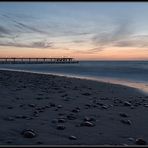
[{"x1": 0, "y1": 69, "x2": 148, "y2": 146}]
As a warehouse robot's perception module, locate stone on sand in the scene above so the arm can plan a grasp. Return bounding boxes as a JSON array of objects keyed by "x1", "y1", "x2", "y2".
[
  {"x1": 120, "y1": 119, "x2": 132, "y2": 125},
  {"x1": 135, "y1": 138, "x2": 147, "y2": 145},
  {"x1": 69, "y1": 135, "x2": 77, "y2": 140},
  {"x1": 56, "y1": 125, "x2": 66, "y2": 130},
  {"x1": 80, "y1": 121, "x2": 95, "y2": 127},
  {"x1": 119, "y1": 113, "x2": 128, "y2": 118},
  {"x1": 124, "y1": 101, "x2": 132, "y2": 106},
  {"x1": 21, "y1": 129, "x2": 36, "y2": 138}
]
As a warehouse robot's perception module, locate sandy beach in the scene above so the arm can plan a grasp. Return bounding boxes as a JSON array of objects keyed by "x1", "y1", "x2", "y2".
[{"x1": 0, "y1": 69, "x2": 148, "y2": 145}]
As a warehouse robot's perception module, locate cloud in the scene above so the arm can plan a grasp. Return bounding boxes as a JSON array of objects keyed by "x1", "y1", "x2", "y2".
[
  {"x1": 0, "y1": 25, "x2": 11, "y2": 37},
  {"x1": 72, "y1": 46, "x2": 104, "y2": 54},
  {"x1": 87, "y1": 47, "x2": 104, "y2": 53},
  {"x1": 1, "y1": 13, "x2": 48, "y2": 35},
  {"x1": 0, "y1": 40, "x2": 53, "y2": 49},
  {"x1": 15, "y1": 22, "x2": 48, "y2": 35},
  {"x1": 114, "y1": 35, "x2": 148, "y2": 48},
  {"x1": 91, "y1": 18, "x2": 135, "y2": 49},
  {"x1": 31, "y1": 41, "x2": 53, "y2": 48}
]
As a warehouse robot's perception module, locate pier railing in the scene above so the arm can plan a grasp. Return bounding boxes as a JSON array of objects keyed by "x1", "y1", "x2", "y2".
[{"x1": 0, "y1": 58, "x2": 79, "y2": 64}]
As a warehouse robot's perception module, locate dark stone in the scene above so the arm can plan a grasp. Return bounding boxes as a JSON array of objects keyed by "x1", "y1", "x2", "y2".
[
  {"x1": 58, "y1": 118, "x2": 66, "y2": 123},
  {"x1": 34, "y1": 110, "x2": 39, "y2": 114},
  {"x1": 28, "y1": 104, "x2": 35, "y2": 107},
  {"x1": 97, "y1": 102, "x2": 103, "y2": 106},
  {"x1": 61, "y1": 94, "x2": 68, "y2": 97},
  {"x1": 56, "y1": 125, "x2": 66, "y2": 130},
  {"x1": 4, "y1": 117, "x2": 14, "y2": 121},
  {"x1": 72, "y1": 109, "x2": 80, "y2": 113},
  {"x1": 80, "y1": 121, "x2": 95, "y2": 127},
  {"x1": 50, "y1": 103, "x2": 56, "y2": 107},
  {"x1": 7, "y1": 106, "x2": 13, "y2": 109},
  {"x1": 128, "y1": 137, "x2": 134, "y2": 142},
  {"x1": 82, "y1": 93, "x2": 91, "y2": 96},
  {"x1": 120, "y1": 119, "x2": 132, "y2": 125},
  {"x1": 124, "y1": 101, "x2": 132, "y2": 106},
  {"x1": 51, "y1": 119, "x2": 58, "y2": 123},
  {"x1": 144, "y1": 104, "x2": 148, "y2": 107},
  {"x1": 85, "y1": 104, "x2": 91, "y2": 107},
  {"x1": 21, "y1": 129, "x2": 36, "y2": 138},
  {"x1": 102, "y1": 105, "x2": 108, "y2": 109},
  {"x1": 57, "y1": 105, "x2": 62, "y2": 108},
  {"x1": 36, "y1": 97, "x2": 43, "y2": 100},
  {"x1": 36, "y1": 141, "x2": 43, "y2": 144},
  {"x1": 19, "y1": 104, "x2": 24, "y2": 107},
  {"x1": 6, "y1": 140, "x2": 13, "y2": 144},
  {"x1": 69, "y1": 135, "x2": 77, "y2": 140},
  {"x1": 119, "y1": 113, "x2": 128, "y2": 118},
  {"x1": 67, "y1": 114, "x2": 77, "y2": 120},
  {"x1": 45, "y1": 105, "x2": 50, "y2": 108},
  {"x1": 21, "y1": 115, "x2": 27, "y2": 119},
  {"x1": 136, "y1": 138, "x2": 147, "y2": 145},
  {"x1": 75, "y1": 107, "x2": 80, "y2": 110},
  {"x1": 54, "y1": 108, "x2": 58, "y2": 111},
  {"x1": 84, "y1": 117, "x2": 96, "y2": 122}
]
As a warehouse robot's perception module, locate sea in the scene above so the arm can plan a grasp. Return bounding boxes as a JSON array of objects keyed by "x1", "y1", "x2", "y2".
[{"x1": 0, "y1": 61, "x2": 148, "y2": 94}]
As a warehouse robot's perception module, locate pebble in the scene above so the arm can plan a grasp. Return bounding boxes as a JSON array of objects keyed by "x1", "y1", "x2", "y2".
[
  {"x1": 4, "y1": 117, "x2": 15, "y2": 121},
  {"x1": 119, "y1": 113, "x2": 128, "y2": 118},
  {"x1": 67, "y1": 114, "x2": 77, "y2": 120},
  {"x1": 34, "y1": 110, "x2": 39, "y2": 114},
  {"x1": 57, "y1": 105, "x2": 62, "y2": 108},
  {"x1": 63, "y1": 98, "x2": 69, "y2": 101},
  {"x1": 51, "y1": 119, "x2": 58, "y2": 123},
  {"x1": 54, "y1": 108, "x2": 58, "y2": 111},
  {"x1": 124, "y1": 101, "x2": 132, "y2": 106},
  {"x1": 6, "y1": 140, "x2": 13, "y2": 144},
  {"x1": 36, "y1": 141, "x2": 43, "y2": 144},
  {"x1": 102, "y1": 105, "x2": 108, "y2": 109},
  {"x1": 58, "y1": 113, "x2": 65, "y2": 116},
  {"x1": 144, "y1": 104, "x2": 148, "y2": 107},
  {"x1": 45, "y1": 105, "x2": 50, "y2": 108},
  {"x1": 50, "y1": 103, "x2": 56, "y2": 107},
  {"x1": 72, "y1": 109, "x2": 80, "y2": 113},
  {"x1": 28, "y1": 104, "x2": 35, "y2": 107},
  {"x1": 7, "y1": 106, "x2": 13, "y2": 109},
  {"x1": 135, "y1": 138, "x2": 147, "y2": 145},
  {"x1": 21, "y1": 129, "x2": 36, "y2": 138},
  {"x1": 85, "y1": 104, "x2": 91, "y2": 107},
  {"x1": 84, "y1": 117, "x2": 96, "y2": 122},
  {"x1": 69, "y1": 135, "x2": 77, "y2": 140},
  {"x1": 58, "y1": 118, "x2": 66, "y2": 123},
  {"x1": 128, "y1": 137, "x2": 135, "y2": 142},
  {"x1": 21, "y1": 115, "x2": 27, "y2": 119},
  {"x1": 19, "y1": 104, "x2": 24, "y2": 107},
  {"x1": 82, "y1": 93, "x2": 91, "y2": 96},
  {"x1": 56, "y1": 125, "x2": 66, "y2": 130},
  {"x1": 93, "y1": 105, "x2": 98, "y2": 108},
  {"x1": 120, "y1": 119, "x2": 132, "y2": 125},
  {"x1": 80, "y1": 121, "x2": 95, "y2": 127}
]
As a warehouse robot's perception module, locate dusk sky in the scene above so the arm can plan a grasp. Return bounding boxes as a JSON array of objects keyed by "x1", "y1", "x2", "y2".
[{"x1": 1, "y1": 2, "x2": 148, "y2": 60}]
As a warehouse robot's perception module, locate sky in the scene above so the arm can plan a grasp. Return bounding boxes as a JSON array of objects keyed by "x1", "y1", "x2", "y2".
[{"x1": 0, "y1": 2, "x2": 148, "y2": 60}]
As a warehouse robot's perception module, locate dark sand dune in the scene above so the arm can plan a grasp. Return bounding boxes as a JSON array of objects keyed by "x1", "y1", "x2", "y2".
[{"x1": 0, "y1": 70, "x2": 148, "y2": 145}]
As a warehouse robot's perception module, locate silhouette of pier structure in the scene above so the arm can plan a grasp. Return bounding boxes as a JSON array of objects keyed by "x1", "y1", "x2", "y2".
[{"x1": 0, "y1": 58, "x2": 79, "y2": 64}]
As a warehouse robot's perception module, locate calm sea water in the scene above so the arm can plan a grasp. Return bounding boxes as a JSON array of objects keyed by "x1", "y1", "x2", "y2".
[{"x1": 0, "y1": 61, "x2": 148, "y2": 93}]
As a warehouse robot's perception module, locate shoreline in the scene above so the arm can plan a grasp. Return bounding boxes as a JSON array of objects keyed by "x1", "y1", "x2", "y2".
[
  {"x1": 0, "y1": 68, "x2": 147, "y2": 95},
  {"x1": 0, "y1": 69, "x2": 148, "y2": 145}
]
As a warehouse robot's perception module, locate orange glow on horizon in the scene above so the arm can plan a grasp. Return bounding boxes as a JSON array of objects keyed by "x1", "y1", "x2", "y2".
[{"x1": 0, "y1": 46, "x2": 148, "y2": 61}]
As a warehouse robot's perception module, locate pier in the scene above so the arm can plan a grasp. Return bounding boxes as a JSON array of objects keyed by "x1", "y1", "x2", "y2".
[{"x1": 0, "y1": 58, "x2": 79, "y2": 64}]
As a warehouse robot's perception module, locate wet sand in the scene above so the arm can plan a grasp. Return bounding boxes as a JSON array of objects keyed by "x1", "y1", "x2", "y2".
[{"x1": 0, "y1": 69, "x2": 148, "y2": 145}]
